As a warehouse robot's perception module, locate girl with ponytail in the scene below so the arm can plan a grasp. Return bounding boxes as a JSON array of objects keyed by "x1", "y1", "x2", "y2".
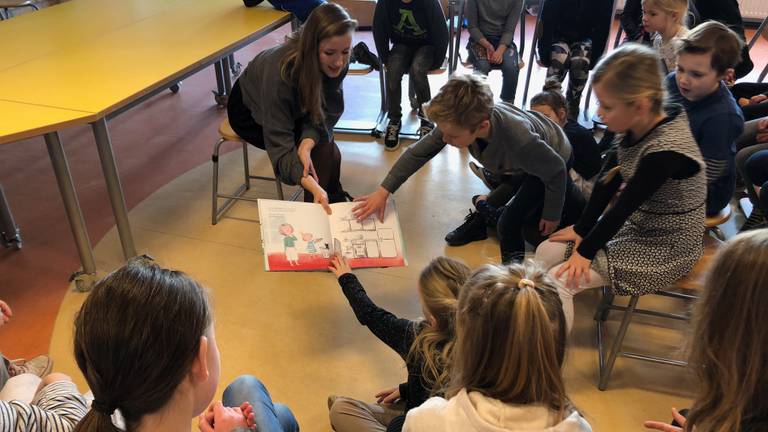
[
  {"x1": 403, "y1": 262, "x2": 591, "y2": 431},
  {"x1": 327, "y1": 255, "x2": 470, "y2": 432}
]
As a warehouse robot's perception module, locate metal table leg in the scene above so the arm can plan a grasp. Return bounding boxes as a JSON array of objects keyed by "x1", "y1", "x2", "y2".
[
  {"x1": 92, "y1": 118, "x2": 137, "y2": 261},
  {"x1": 213, "y1": 59, "x2": 228, "y2": 106},
  {"x1": 44, "y1": 132, "x2": 98, "y2": 291}
]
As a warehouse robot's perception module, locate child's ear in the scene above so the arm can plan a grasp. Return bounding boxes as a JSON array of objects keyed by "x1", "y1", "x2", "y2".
[
  {"x1": 190, "y1": 335, "x2": 210, "y2": 383},
  {"x1": 557, "y1": 108, "x2": 567, "y2": 123}
]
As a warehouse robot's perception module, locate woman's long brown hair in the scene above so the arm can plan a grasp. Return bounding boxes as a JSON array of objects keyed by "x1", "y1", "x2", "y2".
[{"x1": 280, "y1": 3, "x2": 356, "y2": 125}]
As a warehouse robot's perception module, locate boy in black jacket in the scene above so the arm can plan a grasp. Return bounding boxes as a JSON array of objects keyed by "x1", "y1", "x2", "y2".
[{"x1": 374, "y1": 0, "x2": 449, "y2": 151}]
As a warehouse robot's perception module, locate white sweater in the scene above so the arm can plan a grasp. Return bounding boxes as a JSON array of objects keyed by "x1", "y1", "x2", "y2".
[{"x1": 403, "y1": 389, "x2": 592, "y2": 432}]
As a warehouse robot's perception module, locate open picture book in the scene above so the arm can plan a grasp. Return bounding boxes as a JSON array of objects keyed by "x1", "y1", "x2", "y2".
[{"x1": 257, "y1": 199, "x2": 407, "y2": 271}]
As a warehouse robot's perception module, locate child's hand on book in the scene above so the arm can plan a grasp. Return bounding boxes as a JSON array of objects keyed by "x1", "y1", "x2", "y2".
[
  {"x1": 329, "y1": 254, "x2": 352, "y2": 278},
  {"x1": 352, "y1": 186, "x2": 389, "y2": 222}
]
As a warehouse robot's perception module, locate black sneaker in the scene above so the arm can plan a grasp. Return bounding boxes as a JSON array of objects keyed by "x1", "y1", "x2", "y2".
[
  {"x1": 417, "y1": 120, "x2": 434, "y2": 138},
  {"x1": 384, "y1": 120, "x2": 401, "y2": 151},
  {"x1": 351, "y1": 42, "x2": 381, "y2": 71},
  {"x1": 741, "y1": 207, "x2": 767, "y2": 231},
  {"x1": 445, "y1": 210, "x2": 487, "y2": 246}
]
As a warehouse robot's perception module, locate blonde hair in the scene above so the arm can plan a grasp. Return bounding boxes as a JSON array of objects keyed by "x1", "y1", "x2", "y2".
[
  {"x1": 685, "y1": 230, "x2": 768, "y2": 431},
  {"x1": 406, "y1": 257, "x2": 471, "y2": 393},
  {"x1": 280, "y1": 3, "x2": 357, "y2": 125},
  {"x1": 592, "y1": 43, "x2": 666, "y2": 115},
  {"x1": 424, "y1": 74, "x2": 494, "y2": 131},
  {"x1": 447, "y1": 262, "x2": 570, "y2": 419},
  {"x1": 675, "y1": 21, "x2": 743, "y2": 75},
  {"x1": 641, "y1": 0, "x2": 688, "y2": 26}
]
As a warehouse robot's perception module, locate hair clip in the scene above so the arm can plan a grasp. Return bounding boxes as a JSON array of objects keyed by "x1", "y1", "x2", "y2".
[{"x1": 518, "y1": 278, "x2": 535, "y2": 289}]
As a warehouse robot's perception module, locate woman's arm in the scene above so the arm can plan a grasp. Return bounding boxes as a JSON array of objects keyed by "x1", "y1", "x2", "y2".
[{"x1": 373, "y1": 0, "x2": 391, "y2": 66}]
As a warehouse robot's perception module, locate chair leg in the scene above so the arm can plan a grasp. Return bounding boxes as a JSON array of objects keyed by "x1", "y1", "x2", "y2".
[
  {"x1": 598, "y1": 295, "x2": 639, "y2": 391},
  {"x1": 242, "y1": 143, "x2": 251, "y2": 190},
  {"x1": 275, "y1": 178, "x2": 285, "y2": 201},
  {"x1": 212, "y1": 138, "x2": 225, "y2": 225}
]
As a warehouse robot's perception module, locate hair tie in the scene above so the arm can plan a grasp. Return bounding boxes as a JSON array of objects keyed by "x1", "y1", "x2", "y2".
[
  {"x1": 518, "y1": 279, "x2": 535, "y2": 290},
  {"x1": 92, "y1": 399, "x2": 116, "y2": 416}
]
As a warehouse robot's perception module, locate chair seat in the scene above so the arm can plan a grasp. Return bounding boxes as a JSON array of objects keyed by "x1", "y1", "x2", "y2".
[
  {"x1": 671, "y1": 235, "x2": 721, "y2": 291},
  {"x1": 218, "y1": 119, "x2": 244, "y2": 143},
  {"x1": 348, "y1": 62, "x2": 373, "y2": 75},
  {"x1": 705, "y1": 205, "x2": 732, "y2": 228},
  {"x1": 428, "y1": 67, "x2": 446, "y2": 75}
]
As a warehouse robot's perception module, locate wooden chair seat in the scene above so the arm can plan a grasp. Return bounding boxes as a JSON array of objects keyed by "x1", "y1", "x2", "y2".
[
  {"x1": 672, "y1": 235, "x2": 721, "y2": 291},
  {"x1": 705, "y1": 205, "x2": 732, "y2": 228},
  {"x1": 218, "y1": 119, "x2": 243, "y2": 143}
]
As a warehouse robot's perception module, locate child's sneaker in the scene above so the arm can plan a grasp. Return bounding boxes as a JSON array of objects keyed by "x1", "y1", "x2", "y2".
[
  {"x1": 417, "y1": 120, "x2": 434, "y2": 138},
  {"x1": 445, "y1": 210, "x2": 487, "y2": 246},
  {"x1": 384, "y1": 120, "x2": 401, "y2": 151},
  {"x1": 8, "y1": 355, "x2": 53, "y2": 377}
]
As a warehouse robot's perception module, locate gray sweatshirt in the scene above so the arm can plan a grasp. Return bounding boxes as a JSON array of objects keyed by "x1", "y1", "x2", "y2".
[
  {"x1": 465, "y1": 0, "x2": 524, "y2": 48},
  {"x1": 237, "y1": 43, "x2": 347, "y2": 185},
  {"x1": 381, "y1": 103, "x2": 571, "y2": 221}
]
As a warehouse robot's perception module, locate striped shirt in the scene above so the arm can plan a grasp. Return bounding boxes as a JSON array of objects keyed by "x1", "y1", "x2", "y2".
[{"x1": 0, "y1": 381, "x2": 88, "y2": 432}]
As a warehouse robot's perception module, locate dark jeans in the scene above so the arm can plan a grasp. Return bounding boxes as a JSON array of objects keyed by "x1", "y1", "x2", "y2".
[
  {"x1": 746, "y1": 150, "x2": 768, "y2": 214},
  {"x1": 227, "y1": 80, "x2": 344, "y2": 203},
  {"x1": 497, "y1": 176, "x2": 586, "y2": 263},
  {"x1": 223, "y1": 375, "x2": 300, "y2": 432},
  {"x1": 385, "y1": 43, "x2": 435, "y2": 120},
  {"x1": 730, "y1": 82, "x2": 768, "y2": 121},
  {"x1": 706, "y1": 168, "x2": 736, "y2": 216},
  {"x1": 466, "y1": 36, "x2": 520, "y2": 102}
]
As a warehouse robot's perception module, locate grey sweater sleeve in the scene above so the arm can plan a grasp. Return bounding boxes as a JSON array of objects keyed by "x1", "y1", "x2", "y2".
[
  {"x1": 466, "y1": 0, "x2": 486, "y2": 43},
  {"x1": 500, "y1": 0, "x2": 523, "y2": 48},
  {"x1": 263, "y1": 84, "x2": 305, "y2": 185},
  {"x1": 380, "y1": 129, "x2": 447, "y2": 193},
  {"x1": 516, "y1": 133, "x2": 568, "y2": 221}
]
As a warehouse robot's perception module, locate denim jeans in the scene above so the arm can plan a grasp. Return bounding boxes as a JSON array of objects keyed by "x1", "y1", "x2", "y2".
[
  {"x1": 466, "y1": 36, "x2": 520, "y2": 102},
  {"x1": 223, "y1": 375, "x2": 300, "y2": 432},
  {"x1": 385, "y1": 43, "x2": 435, "y2": 120}
]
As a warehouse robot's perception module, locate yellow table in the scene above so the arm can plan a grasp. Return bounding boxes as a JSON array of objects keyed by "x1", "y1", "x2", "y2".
[
  {"x1": 0, "y1": 0, "x2": 291, "y2": 284},
  {"x1": 0, "y1": 101, "x2": 98, "y2": 288}
]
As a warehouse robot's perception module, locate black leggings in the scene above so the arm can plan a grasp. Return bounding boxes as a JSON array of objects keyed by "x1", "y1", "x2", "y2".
[{"x1": 227, "y1": 80, "x2": 344, "y2": 203}]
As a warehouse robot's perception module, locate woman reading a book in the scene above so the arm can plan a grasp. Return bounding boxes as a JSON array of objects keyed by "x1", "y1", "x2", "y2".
[{"x1": 227, "y1": 3, "x2": 357, "y2": 214}]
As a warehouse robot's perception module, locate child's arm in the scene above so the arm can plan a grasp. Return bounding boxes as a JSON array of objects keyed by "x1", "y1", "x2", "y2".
[
  {"x1": 465, "y1": 0, "x2": 493, "y2": 52},
  {"x1": 372, "y1": 0, "x2": 390, "y2": 66},
  {"x1": 354, "y1": 130, "x2": 446, "y2": 220},
  {"x1": 696, "y1": 113, "x2": 745, "y2": 186},
  {"x1": 0, "y1": 377, "x2": 90, "y2": 431},
  {"x1": 499, "y1": 0, "x2": 524, "y2": 50},
  {"x1": 329, "y1": 255, "x2": 415, "y2": 357},
  {"x1": 426, "y1": 0, "x2": 449, "y2": 70}
]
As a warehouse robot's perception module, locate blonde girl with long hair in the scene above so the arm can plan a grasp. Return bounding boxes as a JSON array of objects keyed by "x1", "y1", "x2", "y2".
[
  {"x1": 535, "y1": 43, "x2": 706, "y2": 333},
  {"x1": 403, "y1": 262, "x2": 591, "y2": 431},
  {"x1": 227, "y1": 3, "x2": 357, "y2": 213},
  {"x1": 641, "y1": 0, "x2": 689, "y2": 73},
  {"x1": 644, "y1": 229, "x2": 768, "y2": 432},
  {"x1": 327, "y1": 255, "x2": 470, "y2": 432}
]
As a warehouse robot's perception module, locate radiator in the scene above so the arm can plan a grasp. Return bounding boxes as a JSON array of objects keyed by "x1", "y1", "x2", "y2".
[{"x1": 612, "y1": 0, "x2": 766, "y2": 21}]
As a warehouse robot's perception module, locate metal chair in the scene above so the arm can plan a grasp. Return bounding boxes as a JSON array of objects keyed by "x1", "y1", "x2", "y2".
[
  {"x1": 211, "y1": 119, "x2": 301, "y2": 225},
  {"x1": 594, "y1": 235, "x2": 721, "y2": 390},
  {"x1": 0, "y1": 183, "x2": 22, "y2": 250},
  {"x1": 0, "y1": 0, "x2": 38, "y2": 19},
  {"x1": 334, "y1": 62, "x2": 387, "y2": 137}
]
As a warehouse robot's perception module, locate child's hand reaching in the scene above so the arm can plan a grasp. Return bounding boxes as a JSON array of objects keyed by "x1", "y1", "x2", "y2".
[
  {"x1": 199, "y1": 401, "x2": 256, "y2": 432},
  {"x1": 328, "y1": 254, "x2": 352, "y2": 278},
  {"x1": 374, "y1": 386, "x2": 401, "y2": 404},
  {"x1": 0, "y1": 300, "x2": 12, "y2": 328}
]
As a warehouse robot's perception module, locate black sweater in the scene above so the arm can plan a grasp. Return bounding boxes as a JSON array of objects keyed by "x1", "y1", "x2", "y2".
[
  {"x1": 537, "y1": 0, "x2": 613, "y2": 68},
  {"x1": 373, "y1": 0, "x2": 449, "y2": 69},
  {"x1": 574, "y1": 119, "x2": 701, "y2": 259},
  {"x1": 337, "y1": 273, "x2": 439, "y2": 413}
]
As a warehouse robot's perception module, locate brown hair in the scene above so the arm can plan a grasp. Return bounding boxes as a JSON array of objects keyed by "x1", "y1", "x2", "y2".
[
  {"x1": 685, "y1": 230, "x2": 768, "y2": 431},
  {"x1": 530, "y1": 78, "x2": 569, "y2": 119},
  {"x1": 641, "y1": 0, "x2": 689, "y2": 26},
  {"x1": 447, "y1": 262, "x2": 570, "y2": 419},
  {"x1": 592, "y1": 43, "x2": 666, "y2": 115},
  {"x1": 73, "y1": 257, "x2": 212, "y2": 432},
  {"x1": 280, "y1": 3, "x2": 357, "y2": 125},
  {"x1": 406, "y1": 257, "x2": 471, "y2": 393},
  {"x1": 424, "y1": 73, "x2": 494, "y2": 131},
  {"x1": 675, "y1": 21, "x2": 743, "y2": 74}
]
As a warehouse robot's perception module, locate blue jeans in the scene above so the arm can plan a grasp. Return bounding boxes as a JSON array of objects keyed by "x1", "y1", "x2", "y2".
[
  {"x1": 466, "y1": 36, "x2": 519, "y2": 102},
  {"x1": 223, "y1": 375, "x2": 300, "y2": 432}
]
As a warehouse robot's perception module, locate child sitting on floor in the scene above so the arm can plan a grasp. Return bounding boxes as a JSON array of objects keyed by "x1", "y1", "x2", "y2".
[
  {"x1": 327, "y1": 255, "x2": 469, "y2": 432},
  {"x1": 666, "y1": 20, "x2": 745, "y2": 217},
  {"x1": 402, "y1": 262, "x2": 591, "y2": 431}
]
